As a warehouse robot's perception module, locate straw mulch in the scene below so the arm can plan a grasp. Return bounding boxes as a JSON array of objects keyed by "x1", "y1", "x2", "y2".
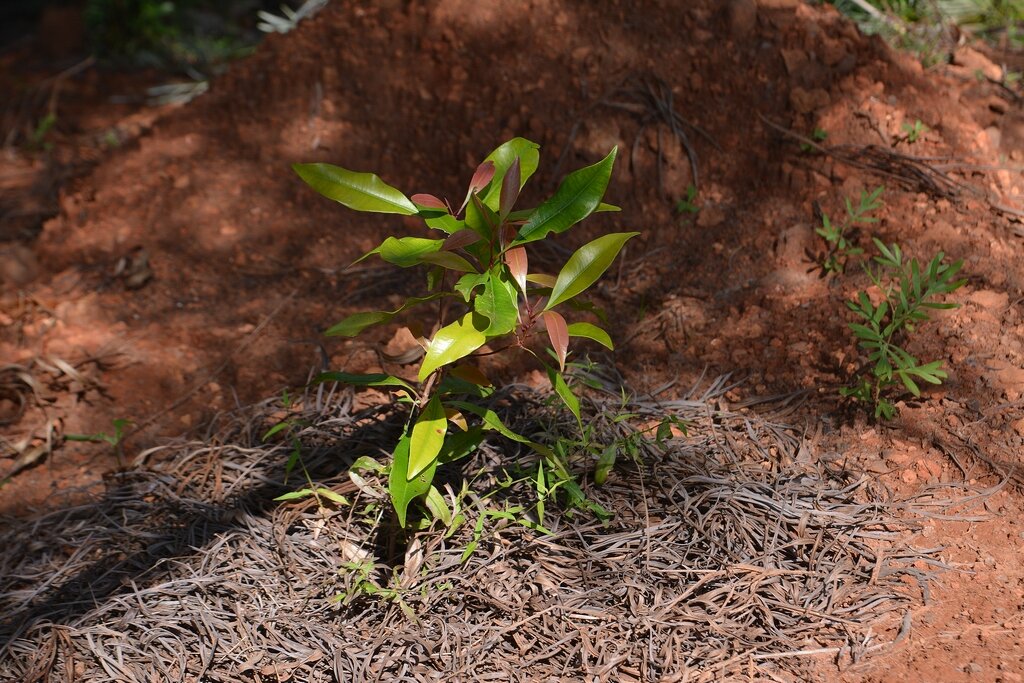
[{"x1": 0, "y1": 377, "x2": 979, "y2": 682}]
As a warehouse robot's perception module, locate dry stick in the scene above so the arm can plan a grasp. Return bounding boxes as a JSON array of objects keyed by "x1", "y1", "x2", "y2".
[
  {"x1": 761, "y1": 115, "x2": 1024, "y2": 221},
  {"x1": 759, "y1": 115, "x2": 967, "y2": 196},
  {"x1": 125, "y1": 289, "x2": 297, "y2": 444}
]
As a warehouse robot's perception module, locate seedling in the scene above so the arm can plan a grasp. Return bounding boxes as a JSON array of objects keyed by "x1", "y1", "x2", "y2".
[
  {"x1": 800, "y1": 127, "x2": 828, "y2": 153},
  {"x1": 841, "y1": 238, "x2": 965, "y2": 419},
  {"x1": 30, "y1": 113, "x2": 56, "y2": 151},
  {"x1": 900, "y1": 119, "x2": 927, "y2": 144},
  {"x1": 293, "y1": 138, "x2": 634, "y2": 528},
  {"x1": 808, "y1": 186, "x2": 882, "y2": 276},
  {"x1": 65, "y1": 418, "x2": 132, "y2": 466},
  {"x1": 675, "y1": 185, "x2": 700, "y2": 214},
  {"x1": 65, "y1": 417, "x2": 132, "y2": 448}
]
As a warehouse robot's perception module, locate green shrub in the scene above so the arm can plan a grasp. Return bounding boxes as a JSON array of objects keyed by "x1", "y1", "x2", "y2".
[
  {"x1": 842, "y1": 238, "x2": 965, "y2": 419},
  {"x1": 293, "y1": 139, "x2": 636, "y2": 527}
]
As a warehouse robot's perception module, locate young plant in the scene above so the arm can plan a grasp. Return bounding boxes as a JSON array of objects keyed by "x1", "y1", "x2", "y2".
[
  {"x1": 808, "y1": 186, "x2": 882, "y2": 276},
  {"x1": 65, "y1": 417, "x2": 133, "y2": 467},
  {"x1": 674, "y1": 185, "x2": 700, "y2": 215},
  {"x1": 800, "y1": 127, "x2": 829, "y2": 153},
  {"x1": 293, "y1": 138, "x2": 634, "y2": 528},
  {"x1": 900, "y1": 119, "x2": 927, "y2": 144},
  {"x1": 841, "y1": 238, "x2": 965, "y2": 419}
]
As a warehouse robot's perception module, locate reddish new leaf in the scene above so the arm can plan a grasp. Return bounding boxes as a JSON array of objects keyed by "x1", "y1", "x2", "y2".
[
  {"x1": 504, "y1": 246, "x2": 528, "y2": 294},
  {"x1": 500, "y1": 223, "x2": 518, "y2": 249},
  {"x1": 411, "y1": 193, "x2": 447, "y2": 209},
  {"x1": 542, "y1": 310, "x2": 569, "y2": 371},
  {"x1": 469, "y1": 161, "x2": 496, "y2": 194},
  {"x1": 458, "y1": 161, "x2": 498, "y2": 217},
  {"x1": 442, "y1": 229, "x2": 482, "y2": 252},
  {"x1": 499, "y1": 156, "x2": 522, "y2": 219}
]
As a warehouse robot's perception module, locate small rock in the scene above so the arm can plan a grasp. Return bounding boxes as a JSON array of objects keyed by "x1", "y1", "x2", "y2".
[
  {"x1": 969, "y1": 289, "x2": 1009, "y2": 311},
  {"x1": 789, "y1": 86, "x2": 830, "y2": 114},
  {"x1": 0, "y1": 243, "x2": 39, "y2": 287},
  {"x1": 864, "y1": 458, "x2": 889, "y2": 474},
  {"x1": 696, "y1": 205, "x2": 726, "y2": 228},
  {"x1": 953, "y1": 46, "x2": 1002, "y2": 81},
  {"x1": 780, "y1": 48, "x2": 807, "y2": 75},
  {"x1": 774, "y1": 224, "x2": 814, "y2": 268},
  {"x1": 1012, "y1": 417, "x2": 1024, "y2": 438},
  {"x1": 989, "y1": 360, "x2": 1024, "y2": 400},
  {"x1": 819, "y1": 37, "x2": 848, "y2": 67},
  {"x1": 727, "y1": 0, "x2": 757, "y2": 39}
]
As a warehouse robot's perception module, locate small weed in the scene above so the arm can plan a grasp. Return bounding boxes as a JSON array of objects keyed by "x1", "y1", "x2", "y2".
[
  {"x1": 675, "y1": 185, "x2": 700, "y2": 214},
  {"x1": 100, "y1": 129, "x2": 121, "y2": 148},
  {"x1": 900, "y1": 119, "x2": 927, "y2": 144},
  {"x1": 66, "y1": 418, "x2": 132, "y2": 465},
  {"x1": 808, "y1": 186, "x2": 883, "y2": 276},
  {"x1": 30, "y1": 114, "x2": 56, "y2": 151},
  {"x1": 66, "y1": 417, "x2": 132, "y2": 448},
  {"x1": 800, "y1": 127, "x2": 829, "y2": 153},
  {"x1": 841, "y1": 238, "x2": 965, "y2": 419}
]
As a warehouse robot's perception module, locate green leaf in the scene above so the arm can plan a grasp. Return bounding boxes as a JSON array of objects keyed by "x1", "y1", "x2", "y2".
[
  {"x1": 546, "y1": 231, "x2": 639, "y2": 310},
  {"x1": 351, "y1": 456, "x2": 386, "y2": 473},
  {"x1": 898, "y1": 371, "x2": 921, "y2": 396},
  {"x1": 425, "y1": 213, "x2": 464, "y2": 234},
  {"x1": 375, "y1": 236, "x2": 475, "y2": 272},
  {"x1": 479, "y1": 138, "x2": 541, "y2": 210},
  {"x1": 547, "y1": 367, "x2": 581, "y2": 428},
  {"x1": 419, "y1": 312, "x2": 488, "y2": 381},
  {"x1": 516, "y1": 147, "x2": 618, "y2": 244},
  {"x1": 438, "y1": 426, "x2": 485, "y2": 464},
  {"x1": 908, "y1": 360, "x2": 947, "y2": 384},
  {"x1": 566, "y1": 322, "x2": 613, "y2": 350},
  {"x1": 388, "y1": 433, "x2": 436, "y2": 528},
  {"x1": 293, "y1": 163, "x2": 417, "y2": 215},
  {"x1": 465, "y1": 194, "x2": 499, "y2": 242},
  {"x1": 316, "y1": 372, "x2": 416, "y2": 394},
  {"x1": 656, "y1": 420, "x2": 672, "y2": 443},
  {"x1": 849, "y1": 323, "x2": 881, "y2": 341},
  {"x1": 596, "y1": 202, "x2": 621, "y2": 213},
  {"x1": 447, "y1": 400, "x2": 530, "y2": 444},
  {"x1": 424, "y1": 486, "x2": 452, "y2": 526},
  {"x1": 325, "y1": 293, "x2": 448, "y2": 337},
  {"x1": 275, "y1": 488, "x2": 314, "y2": 501},
  {"x1": 474, "y1": 267, "x2": 519, "y2": 337},
  {"x1": 262, "y1": 421, "x2": 291, "y2": 441},
  {"x1": 409, "y1": 395, "x2": 447, "y2": 479},
  {"x1": 454, "y1": 271, "x2": 489, "y2": 301},
  {"x1": 594, "y1": 445, "x2": 616, "y2": 485},
  {"x1": 316, "y1": 488, "x2": 350, "y2": 505},
  {"x1": 284, "y1": 442, "x2": 300, "y2": 480},
  {"x1": 877, "y1": 400, "x2": 896, "y2": 420}
]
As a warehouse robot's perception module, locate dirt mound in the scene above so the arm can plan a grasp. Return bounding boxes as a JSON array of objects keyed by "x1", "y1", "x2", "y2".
[{"x1": 4, "y1": 0, "x2": 1024, "y2": 680}]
